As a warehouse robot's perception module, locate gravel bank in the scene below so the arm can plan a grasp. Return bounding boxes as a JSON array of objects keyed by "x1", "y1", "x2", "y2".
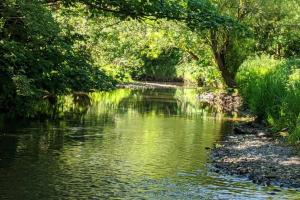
[
  {"x1": 117, "y1": 81, "x2": 185, "y2": 89},
  {"x1": 210, "y1": 123, "x2": 300, "y2": 189}
]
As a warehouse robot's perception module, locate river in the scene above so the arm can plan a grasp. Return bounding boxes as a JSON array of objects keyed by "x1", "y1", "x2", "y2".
[{"x1": 0, "y1": 88, "x2": 299, "y2": 199}]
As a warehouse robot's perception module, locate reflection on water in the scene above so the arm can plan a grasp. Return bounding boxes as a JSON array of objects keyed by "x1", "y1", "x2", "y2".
[{"x1": 0, "y1": 88, "x2": 299, "y2": 199}]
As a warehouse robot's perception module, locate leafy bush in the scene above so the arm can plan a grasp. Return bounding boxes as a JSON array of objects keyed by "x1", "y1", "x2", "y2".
[
  {"x1": 0, "y1": 0, "x2": 116, "y2": 118},
  {"x1": 237, "y1": 55, "x2": 300, "y2": 142},
  {"x1": 133, "y1": 48, "x2": 182, "y2": 82},
  {"x1": 177, "y1": 61, "x2": 223, "y2": 88},
  {"x1": 128, "y1": 46, "x2": 223, "y2": 87}
]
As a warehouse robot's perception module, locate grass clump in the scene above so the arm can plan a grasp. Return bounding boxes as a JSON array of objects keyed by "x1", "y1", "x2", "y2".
[{"x1": 237, "y1": 55, "x2": 300, "y2": 143}]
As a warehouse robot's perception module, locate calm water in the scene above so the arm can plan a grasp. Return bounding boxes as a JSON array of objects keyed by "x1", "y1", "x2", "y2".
[{"x1": 0, "y1": 88, "x2": 299, "y2": 199}]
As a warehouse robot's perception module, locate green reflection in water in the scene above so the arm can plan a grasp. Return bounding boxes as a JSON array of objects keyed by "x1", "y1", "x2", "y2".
[{"x1": 0, "y1": 88, "x2": 299, "y2": 199}]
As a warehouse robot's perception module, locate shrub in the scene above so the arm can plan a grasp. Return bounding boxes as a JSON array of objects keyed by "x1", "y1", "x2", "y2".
[
  {"x1": 237, "y1": 55, "x2": 300, "y2": 142},
  {"x1": 0, "y1": 0, "x2": 116, "y2": 118}
]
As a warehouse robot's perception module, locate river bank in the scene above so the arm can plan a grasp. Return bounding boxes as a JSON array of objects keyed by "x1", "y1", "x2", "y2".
[
  {"x1": 194, "y1": 85, "x2": 300, "y2": 189},
  {"x1": 119, "y1": 82, "x2": 243, "y2": 114},
  {"x1": 210, "y1": 122, "x2": 300, "y2": 189},
  {"x1": 120, "y1": 82, "x2": 300, "y2": 189},
  {"x1": 117, "y1": 81, "x2": 186, "y2": 89}
]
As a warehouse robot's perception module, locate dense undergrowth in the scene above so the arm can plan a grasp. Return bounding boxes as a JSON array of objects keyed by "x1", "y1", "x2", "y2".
[
  {"x1": 237, "y1": 56, "x2": 300, "y2": 142},
  {"x1": 0, "y1": 1, "x2": 116, "y2": 118}
]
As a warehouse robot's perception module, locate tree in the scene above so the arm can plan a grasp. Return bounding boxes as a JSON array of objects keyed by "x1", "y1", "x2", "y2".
[
  {"x1": 60, "y1": 0, "x2": 243, "y2": 87},
  {"x1": 0, "y1": 0, "x2": 115, "y2": 117},
  {"x1": 249, "y1": 0, "x2": 300, "y2": 57}
]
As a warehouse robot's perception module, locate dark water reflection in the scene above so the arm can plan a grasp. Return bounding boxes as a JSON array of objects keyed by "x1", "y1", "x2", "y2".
[{"x1": 0, "y1": 88, "x2": 299, "y2": 199}]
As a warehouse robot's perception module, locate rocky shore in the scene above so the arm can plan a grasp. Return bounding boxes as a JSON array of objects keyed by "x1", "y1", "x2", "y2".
[
  {"x1": 197, "y1": 92, "x2": 242, "y2": 113},
  {"x1": 210, "y1": 123, "x2": 300, "y2": 189},
  {"x1": 118, "y1": 83, "x2": 300, "y2": 189}
]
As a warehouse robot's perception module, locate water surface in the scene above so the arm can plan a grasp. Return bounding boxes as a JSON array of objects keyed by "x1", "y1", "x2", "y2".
[{"x1": 0, "y1": 88, "x2": 299, "y2": 199}]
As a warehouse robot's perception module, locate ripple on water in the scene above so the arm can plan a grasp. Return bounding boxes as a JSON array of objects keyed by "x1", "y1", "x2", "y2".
[{"x1": 0, "y1": 88, "x2": 299, "y2": 199}]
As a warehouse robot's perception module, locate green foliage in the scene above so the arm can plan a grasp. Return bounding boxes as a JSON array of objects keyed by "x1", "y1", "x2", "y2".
[
  {"x1": 0, "y1": 0, "x2": 116, "y2": 118},
  {"x1": 1, "y1": 0, "x2": 300, "y2": 122},
  {"x1": 250, "y1": 0, "x2": 300, "y2": 57},
  {"x1": 54, "y1": 4, "x2": 221, "y2": 86},
  {"x1": 135, "y1": 48, "x2": 182, "y2": 81},
  {"x1": 237, "y1": 56, "x2": 300, "y2": 142}
]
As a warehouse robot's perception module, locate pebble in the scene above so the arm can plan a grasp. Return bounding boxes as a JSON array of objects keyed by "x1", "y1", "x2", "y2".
[{"x1": 210, "y1": 123, "x2": 300, "y2": 189}]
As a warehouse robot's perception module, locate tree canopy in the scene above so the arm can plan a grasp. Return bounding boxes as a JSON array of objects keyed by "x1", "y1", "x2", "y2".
[{"x1": 1, "y1": 0, "x2": 300, "y2": 120}]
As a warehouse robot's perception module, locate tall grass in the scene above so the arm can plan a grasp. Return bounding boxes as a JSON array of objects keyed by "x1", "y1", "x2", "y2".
[{"x1": 236, "y1": 55, "x2": 300, "y2": 143}]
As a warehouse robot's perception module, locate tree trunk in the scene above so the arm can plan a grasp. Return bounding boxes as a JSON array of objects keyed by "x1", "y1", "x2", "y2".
[
  {"x1": 210, "y1": 30, "x2": 237, "y2": 88},
  {"x1": 213, "y1": 50, "x2": 237, "y2": 88}
]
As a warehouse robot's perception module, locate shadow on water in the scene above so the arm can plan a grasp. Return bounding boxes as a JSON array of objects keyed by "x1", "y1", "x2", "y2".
[{"x1": 0, "y1": 88, "x2": 299, "y2": 199}]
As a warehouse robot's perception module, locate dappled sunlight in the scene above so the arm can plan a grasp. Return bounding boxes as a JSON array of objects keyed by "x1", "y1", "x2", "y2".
[
  {"x1": 230, "y1": 139, "x2": 269, "y2": 151},
  {"x1": 1, "y1": 88, "x2": 299, "y2": 199},
  {"x1": 279, "y1": 157, "x2": 300, "y2": 166},
  {"x1": 213, "y1": 134, "x2": 300, "y2": 188},
  {"x1": 1, "y1": 0, "x2": 300, "y2": 199}
]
